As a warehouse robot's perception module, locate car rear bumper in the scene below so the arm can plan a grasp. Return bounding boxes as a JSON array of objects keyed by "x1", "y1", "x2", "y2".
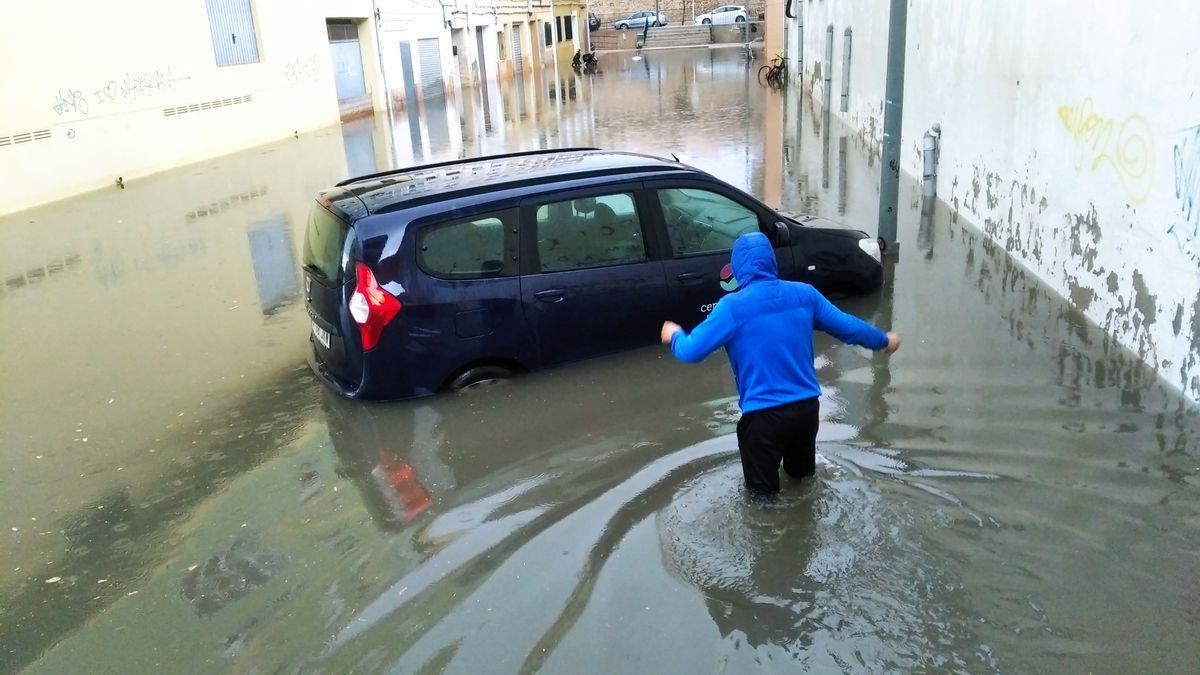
[
  {"x1": 308, "y1": 338, "x2": 447, "y2": 401},
  {"x1": 307, "y1": 344, "x2": 363, "y2": 398}
]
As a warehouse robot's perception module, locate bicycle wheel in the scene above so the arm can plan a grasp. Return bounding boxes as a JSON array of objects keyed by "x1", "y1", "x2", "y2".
[{"x1": 758, "y1": 64, "x2": 773, "y2": 85}]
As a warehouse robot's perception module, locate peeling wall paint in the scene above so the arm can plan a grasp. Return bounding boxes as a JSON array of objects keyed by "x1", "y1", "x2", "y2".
[{"x1": 790, "y1": 0, "x2": 1200, "y2": 403}]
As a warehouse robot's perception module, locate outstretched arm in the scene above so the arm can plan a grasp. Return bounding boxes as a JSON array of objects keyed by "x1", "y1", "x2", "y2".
[
  {"x1": 662, "y1": 302, "x2": 738, "y2": 363},
  {"x1": 811, "y1": 289, "x2": 900, "y2": 353}
]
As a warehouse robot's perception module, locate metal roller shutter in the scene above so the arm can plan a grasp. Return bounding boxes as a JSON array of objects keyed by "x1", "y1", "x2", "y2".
[
  {"x1": 418, "y1": 38, "x2": 444, "y2": 100},
  {"x1": 205, "y1": 0, "x2": 260, "y2": 66}
]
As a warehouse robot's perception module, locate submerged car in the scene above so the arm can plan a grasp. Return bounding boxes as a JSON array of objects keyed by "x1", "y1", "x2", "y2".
[
  {"x1": 614, "y1": 10, "x2": 667, "y2": 29},
  {"x1": 302, "y1": 148, "x2": 882, "y2": 400},
  {"x1": 695, "y1": 4, "x2": 748, "y2": 24}
]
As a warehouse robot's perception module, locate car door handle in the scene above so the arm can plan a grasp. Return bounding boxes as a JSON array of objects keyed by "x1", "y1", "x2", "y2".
[
  {"x1": 534, "y1": 289, "x2": 565, "y2": 303},
  {"x1": 675, "y1": 272, "x2": 706, "y2": 283}
]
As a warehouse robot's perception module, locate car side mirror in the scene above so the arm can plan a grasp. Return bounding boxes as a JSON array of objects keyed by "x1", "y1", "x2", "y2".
[{"x1": 773, "y1": 221, "x2": 791, "y2": 245}]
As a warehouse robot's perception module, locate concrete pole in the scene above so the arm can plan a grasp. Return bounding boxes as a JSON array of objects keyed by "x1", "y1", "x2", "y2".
[
  {"x1": 369, "y1": 0, "x2": 398, "y2": 167},
  {"x1": 876, "y1": 0, "x2": 907, "y2": 253},
  {"x1": 763, "y1": 89, "x2": 783, "y2": 208},
  {"x1": 370, "y1": 0, "x2": 393, "y2": 119},
  {"x1": 764, "y1": 0, "x2": 784, "y2": 59}
]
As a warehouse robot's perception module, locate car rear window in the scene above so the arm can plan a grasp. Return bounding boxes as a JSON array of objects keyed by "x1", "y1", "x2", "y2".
[
  {"x1": 417, "y1": 210, "x2": 516, "y2": 279},
  {"x1": 303, "y1": 205, "x2": 351, "y2": 286}
]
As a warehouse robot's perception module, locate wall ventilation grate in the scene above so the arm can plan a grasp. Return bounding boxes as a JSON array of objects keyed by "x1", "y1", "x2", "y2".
[
  {"x1": 0, "y1": 129, "x2": 51, "y2": 147},
  {"x1": 163, "y1": 94, "x2": 254, "y2": 117},
  {"x1": 185, "y1": 186, "x2": 269, "y2": 222}
]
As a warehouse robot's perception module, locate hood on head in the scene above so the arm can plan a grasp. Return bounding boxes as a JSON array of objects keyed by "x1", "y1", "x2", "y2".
[{"x1": 731, "y1": 232, "x2": 777, "y2": 287}]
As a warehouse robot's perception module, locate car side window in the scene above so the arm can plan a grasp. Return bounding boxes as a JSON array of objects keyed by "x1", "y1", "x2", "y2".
[
  {"x1": 535, "y1": 193, "x2": 647, "y2": 272},
  {"x1": 417, "y1": 211, "x2": 512, "y2": 279},
  {"x1": 657, "y1": 188, "x2": 761, "y2": 257}
]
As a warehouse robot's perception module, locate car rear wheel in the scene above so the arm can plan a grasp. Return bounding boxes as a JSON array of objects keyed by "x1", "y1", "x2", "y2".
[{"x1": 448, "y1": 365, "x2": 515, "y2": 392}]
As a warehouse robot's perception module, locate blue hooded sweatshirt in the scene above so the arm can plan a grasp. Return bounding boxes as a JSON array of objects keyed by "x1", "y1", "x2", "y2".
[{"x1": 670, "y1": 232, "x2": 888, "y2": 413}]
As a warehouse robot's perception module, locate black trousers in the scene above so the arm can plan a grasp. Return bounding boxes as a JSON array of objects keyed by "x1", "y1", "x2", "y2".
[{"x1": 735, "y1": 397, "x2": 820, "y2": 494}]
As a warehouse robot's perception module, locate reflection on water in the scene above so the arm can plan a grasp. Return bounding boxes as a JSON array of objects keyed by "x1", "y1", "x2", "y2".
[
  {"x1": 2, "y1": 48, "x2": 1198, "y2": 674},
  {"x1": 246, "y1": 216, "x2": 298, "y2": 315}
]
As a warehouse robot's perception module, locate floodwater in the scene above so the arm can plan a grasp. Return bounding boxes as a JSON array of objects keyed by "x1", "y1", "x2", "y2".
[{"x1": 3, "y1": 48, "x2": 1198, "y2": 673}]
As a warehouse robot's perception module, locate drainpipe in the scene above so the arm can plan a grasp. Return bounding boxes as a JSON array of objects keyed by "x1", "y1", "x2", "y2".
[
  {"x1": 823, "y1": 24, "x2": 832, "y2": 99},
  {"x1": 876, "y1": 0, "x2": 907, "y2": 253},
  {"x1": 918, "y1": 123, "x2": 940, "y2": 259},
  {"x1": 922, "y1": 123, "x2": 940, "y2": 203},
  {"x1": 839, "y1": 27, "x2": 851, "y2": 112},
  {"x1": 795, "y1": 6, "x2": 802, "y2": 82}
]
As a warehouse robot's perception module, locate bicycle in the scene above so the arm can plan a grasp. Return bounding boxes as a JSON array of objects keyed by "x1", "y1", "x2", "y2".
[{"x1": 758, "y1": 54, "x2": 788, "y2": 89}]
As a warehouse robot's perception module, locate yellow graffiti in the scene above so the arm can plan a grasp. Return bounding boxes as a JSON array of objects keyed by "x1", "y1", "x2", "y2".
[{"x1": 1057, "y1": 97, "x2": 1154, "y2": 203}]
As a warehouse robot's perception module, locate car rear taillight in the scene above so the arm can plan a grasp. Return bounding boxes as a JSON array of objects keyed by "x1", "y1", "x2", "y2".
[{"x1": 349, "y1": 263, "x2": 401, "y2": 350}]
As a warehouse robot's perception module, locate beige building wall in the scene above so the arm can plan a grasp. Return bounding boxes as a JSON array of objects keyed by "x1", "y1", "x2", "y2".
[{"x1": 0, "y1": 0, "x2": 383, "y2": 216}]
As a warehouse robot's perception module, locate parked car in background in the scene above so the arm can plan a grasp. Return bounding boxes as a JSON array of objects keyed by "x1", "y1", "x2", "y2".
[
  {"x1": 614, "y1": 10, "x2": 668, "y2": 29},
  {"x1": 694, "y1": 4, "x2": 748, "y2": 24},
  {"x1": 303, "y1": 148, "x2": 883, "y2": 400},
  {"x1": 588, "y1": 11, "x2": 601, "y2": 31}
]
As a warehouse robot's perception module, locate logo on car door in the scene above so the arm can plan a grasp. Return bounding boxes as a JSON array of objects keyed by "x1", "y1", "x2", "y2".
[{"x1": 719, "y1": 263, "x2": 739, "y2": 292}]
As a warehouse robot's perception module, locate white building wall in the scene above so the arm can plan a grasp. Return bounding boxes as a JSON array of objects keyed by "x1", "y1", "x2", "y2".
[
  {"x1": 792, "y1": 1, "x2": 1200, "y2": 402},
  {"x1": 0, "y1": 0, "x2": 379, "y2": 215}
]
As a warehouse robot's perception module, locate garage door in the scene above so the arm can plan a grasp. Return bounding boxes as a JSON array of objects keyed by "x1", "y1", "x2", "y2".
[
  {"x1": 418, "y1": 38, "x2": 444, "y2": 100},
  {"x1": 511, "y1": 24, "x2": 523, "y2": 71}
]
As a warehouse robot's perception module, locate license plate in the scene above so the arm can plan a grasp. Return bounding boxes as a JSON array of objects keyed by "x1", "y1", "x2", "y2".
[{"x1": 311, "y1": 320, "x2": 331, "y2": 349}]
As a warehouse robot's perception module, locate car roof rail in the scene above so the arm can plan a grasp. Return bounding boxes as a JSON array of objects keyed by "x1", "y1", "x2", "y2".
[{"x1": 335, "y1": 147, "x2": 601, "y2": 187}]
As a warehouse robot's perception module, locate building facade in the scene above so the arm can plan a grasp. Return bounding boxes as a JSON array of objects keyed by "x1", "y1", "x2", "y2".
[
  {"x1": 589, "y1": 0, "x2": 766, "y2": 29},
  {"x1": 0, "y1": 0, "x2": 593, "y2": 215},
  {"x1": 783, "y1": 0, "x2": 1200, "y2": 402},
  {"x1": 376, "y1": 0, "x2": 588, "y2": 111},
  {"x1": 1, "y1": 0, "x2": 388, "y2": 216}
]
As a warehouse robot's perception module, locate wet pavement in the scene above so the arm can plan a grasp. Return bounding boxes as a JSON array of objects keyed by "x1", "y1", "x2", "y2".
[{"x1": 3, "y1": 48, "x2": 1199, "y2": 673}]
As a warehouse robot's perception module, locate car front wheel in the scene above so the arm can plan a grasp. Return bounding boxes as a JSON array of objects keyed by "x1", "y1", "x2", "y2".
[
  {"x1": 735, "y1": 15, "x2": 746, "y2": 22},
  {"x1": 616, "y1": 22, "x2": 626, "y2": 29},
  {"x1": 702, "y1": 18, "x2": 711, "y2": 24}
]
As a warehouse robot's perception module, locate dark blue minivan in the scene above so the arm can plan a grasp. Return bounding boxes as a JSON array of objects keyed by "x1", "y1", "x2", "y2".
[{"x1": 302, "y1": 149, "x2": 882, "y2": 399}]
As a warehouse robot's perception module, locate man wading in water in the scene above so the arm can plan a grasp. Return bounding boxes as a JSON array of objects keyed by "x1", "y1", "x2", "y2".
[{"x1": 661, "y1": 232, "x2": 901, "y2": 495}]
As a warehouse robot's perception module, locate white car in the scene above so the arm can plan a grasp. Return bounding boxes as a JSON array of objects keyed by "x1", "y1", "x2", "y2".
[{"x1": 694, "y1": 4, "x2": 748, "y2": 25}]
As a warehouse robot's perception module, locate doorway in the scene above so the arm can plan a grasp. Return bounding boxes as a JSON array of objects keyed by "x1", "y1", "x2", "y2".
[{"x1": 327, "y1": 20, "x2": 371, "y2": 118}]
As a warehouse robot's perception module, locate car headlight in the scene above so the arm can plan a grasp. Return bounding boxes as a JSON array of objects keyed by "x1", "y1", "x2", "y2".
[{"x1": 857, "y1": 236, "x2": 882, "y2": 263}]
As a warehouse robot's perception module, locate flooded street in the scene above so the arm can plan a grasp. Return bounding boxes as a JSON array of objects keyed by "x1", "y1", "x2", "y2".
[{"x1": 3, "y1": 48, "x2": 1199, "y2": 673}]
